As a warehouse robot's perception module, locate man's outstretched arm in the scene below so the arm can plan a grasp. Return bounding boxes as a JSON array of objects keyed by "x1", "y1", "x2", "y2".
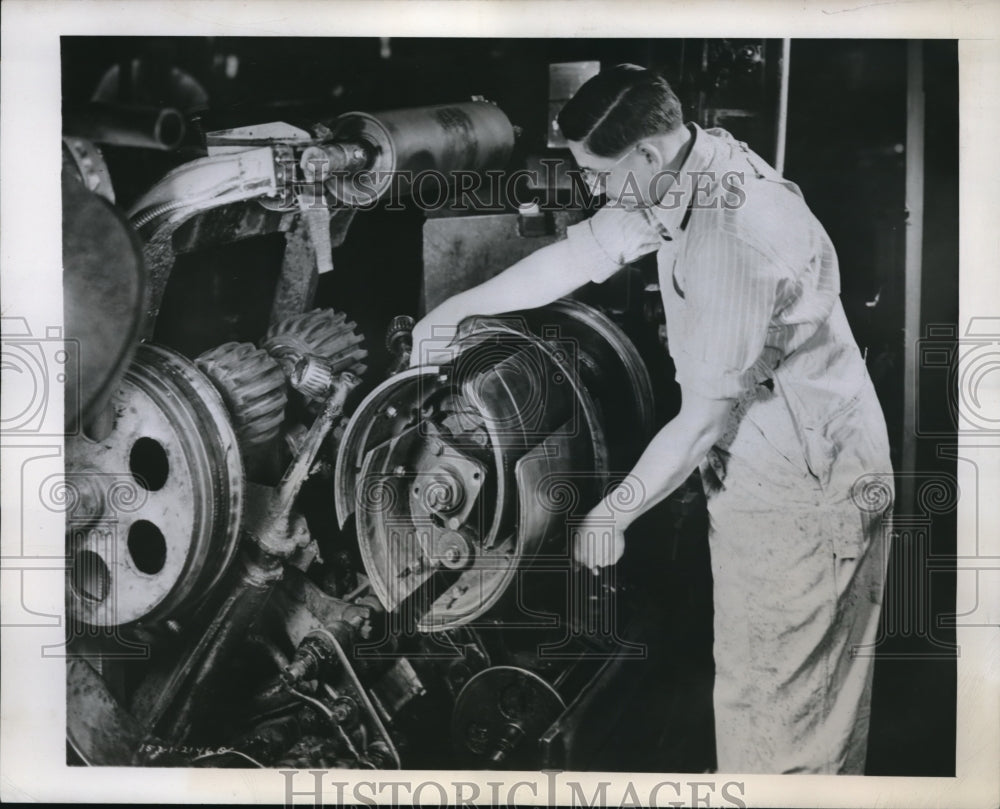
[
  {"x1": 573, "y1": 387, "x2": 733, "y2": 570},
  {"x1": 410, "y1": 239, "x2": 586, "y2": 365}
]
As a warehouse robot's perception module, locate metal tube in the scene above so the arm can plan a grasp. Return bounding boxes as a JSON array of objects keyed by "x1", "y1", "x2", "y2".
[
  {"x1": 276, "y1": 371, "x2": 359, "y2": 511},
  {"x1": 774, "y1": 38, "x2": 791, "y2": 176},
  {"x1": 63, "y1": 103, "x2": 186, "y2": 151},
  {"x1": 902, "y1": 41, "x2": 926, "y2": 519},
  {"x1": 300, "y1": 142, "x2": 369, "y2": 181}
]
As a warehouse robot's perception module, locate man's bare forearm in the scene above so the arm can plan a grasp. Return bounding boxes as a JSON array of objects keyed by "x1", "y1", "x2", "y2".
[
  {"x1": 422, "y1": 239, "x2": 581, "y2": 326},
  {"x1": 598, "y1": 395, "x2": 732, "y2": 531}
]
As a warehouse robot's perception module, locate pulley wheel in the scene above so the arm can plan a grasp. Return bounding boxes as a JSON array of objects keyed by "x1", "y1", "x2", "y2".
[
  {"x1": 66, "y1": 343, "x2": 244, "y2": 627},
  {"x1": 451, "y1": 665, "x2": 566, "y2": 769}
]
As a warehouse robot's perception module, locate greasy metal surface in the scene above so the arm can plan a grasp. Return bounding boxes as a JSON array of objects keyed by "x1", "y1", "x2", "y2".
[
  {"x1": 195, "y1": 342, "x2": 288, "y2": 451},
  {"x1": 263, "y1": 308, "x2": 368, "y2": 379},
  {"x1": 279, "y1": 578, "x2": 402, "y2": 768},
  {"x1": 538, "y1": 656, "x2": 624, "y2": 770},
  {"x1": 270, "y1": 208, "x2": 358, "y2": 324},
  {"x1": 66, "y1": 343, "x2": 244, "y2": 626},
  {"x1": 134, "y1": 553, "x2": 283, "y2": 742},
  {"x1": 128, "y1": 147, "x2": 279, "y2": 337},
  {"x1": 324, "y1": 626, "x2": 402, "y2": 768},
  {"x1": 451, "y1": 665, "x2": 566, "y2": 769},
  {"x1": 62, "y1": 161, "x2": 146, "y2": 435},
  {"x1": 171, "y1": 200, "x2": 298, "y2": 255},
  {"x1": 67, "y1": 658, "x2": 149, "y2": 765},
  {"x1": 63, "y1": 137, "x2": 116, "y2": 202},
  {"x1": 135, "y1": 372, "x2": 358, "y2": 742}
]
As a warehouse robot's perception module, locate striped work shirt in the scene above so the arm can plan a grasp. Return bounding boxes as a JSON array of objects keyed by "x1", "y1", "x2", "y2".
[{"x1": 565, "y1": 123, "x2": 873, "y2": 493}]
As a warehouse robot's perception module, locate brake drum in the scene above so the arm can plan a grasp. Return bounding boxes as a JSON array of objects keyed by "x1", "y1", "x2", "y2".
[{"x1": 334, "y1": 300, "x2": 653, "y2": 633}]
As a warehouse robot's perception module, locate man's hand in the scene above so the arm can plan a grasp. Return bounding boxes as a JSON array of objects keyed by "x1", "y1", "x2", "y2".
[
  {"x1": 572, "y1": 509, "x2": 626, "y2": 573},
  {"x1": 408, "y1": 314, "x2": 460, "y2": 368},
  {"x1": 409, "y1": 241, "x2": 584, "y2": 368}
]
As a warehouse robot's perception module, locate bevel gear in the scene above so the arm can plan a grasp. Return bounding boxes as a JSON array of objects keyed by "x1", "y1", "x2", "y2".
[
  {"x1": 195, "y1": 341, "x2": 288, "y2": 453},
  {"x1": 262, "y1": 308, "x2": 368, "y2": 379}
]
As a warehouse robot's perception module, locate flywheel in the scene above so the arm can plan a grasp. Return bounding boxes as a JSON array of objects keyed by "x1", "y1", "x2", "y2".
[{"x1": 66, "y1": 343, "x2": 244, "y2": 627}]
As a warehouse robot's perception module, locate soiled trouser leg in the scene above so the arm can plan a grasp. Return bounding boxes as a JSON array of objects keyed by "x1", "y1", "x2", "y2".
[
  {"x1": 709, "y1": 502, "x2": 889, "y2": 773},
  {"x1": 705, "y1": 400, "x2": 891, "y2": 774}
]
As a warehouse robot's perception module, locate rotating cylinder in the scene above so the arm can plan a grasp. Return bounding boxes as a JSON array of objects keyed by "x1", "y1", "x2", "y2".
[
  {"x1": 334, "y1": 300, "x2": 653, "y2": 633},
  {"x1": 321, "y1": 102, "x2": 515, "y2": 206}
]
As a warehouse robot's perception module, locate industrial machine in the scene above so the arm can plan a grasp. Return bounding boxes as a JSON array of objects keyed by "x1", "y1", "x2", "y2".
[{"x1": 63, "y1": 98, "x2": 667, "y2": 770}]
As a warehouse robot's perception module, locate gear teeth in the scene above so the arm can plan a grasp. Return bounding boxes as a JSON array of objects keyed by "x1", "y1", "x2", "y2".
[
  {"x1": 385, "y1": 314, "x2": 415, "y2": 352},
  {"x1": 262, "y1": 308, "x2": 368, "y2": 379},
  {"x1": 196, "y1": 342, "x2": 288, "y2": 450}
]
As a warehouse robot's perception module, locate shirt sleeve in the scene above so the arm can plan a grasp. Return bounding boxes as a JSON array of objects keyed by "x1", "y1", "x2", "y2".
[
  {"x1": 564, "y1": 205, "x2": 661, "y2": 284},
  {"x1": 672, "y1": 229, "x2": 784, "y2": 400}
]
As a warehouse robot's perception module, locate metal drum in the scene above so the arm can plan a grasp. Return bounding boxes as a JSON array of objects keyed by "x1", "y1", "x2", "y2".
[
  {"x1": 334, "y1": 300, "x2": 653, "y2": 632},
  {"x1": 322, "y1": 102, "x2": 515, "y2": 206}
]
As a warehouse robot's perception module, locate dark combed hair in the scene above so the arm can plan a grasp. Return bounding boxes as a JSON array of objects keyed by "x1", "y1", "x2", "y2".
[{"x1": 556, "y1": 64, "x2": 684, "y2": 157}]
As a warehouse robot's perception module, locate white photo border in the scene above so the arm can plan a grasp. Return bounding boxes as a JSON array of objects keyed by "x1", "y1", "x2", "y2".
[{"x1": 1, "y1": 1, "x2": 997, "y2": 806}]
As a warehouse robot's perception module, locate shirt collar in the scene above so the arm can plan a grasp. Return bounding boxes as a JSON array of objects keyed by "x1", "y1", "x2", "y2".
[{"x1": 642, "y1": 122, "x2": 717, "y2": 241}]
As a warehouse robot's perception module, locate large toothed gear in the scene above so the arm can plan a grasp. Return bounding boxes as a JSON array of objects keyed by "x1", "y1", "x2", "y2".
[
  {"x1": 195, "y1": 341, "x2": 289, "y2": 451},
  {"x1": 262, "y1": 308, "x2": 368, "y2": 378}
]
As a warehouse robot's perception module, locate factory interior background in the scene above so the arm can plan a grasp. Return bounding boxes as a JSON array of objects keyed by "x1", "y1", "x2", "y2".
[{"x1": 60, "y1": 37, "x2": 958, "y2": 775}]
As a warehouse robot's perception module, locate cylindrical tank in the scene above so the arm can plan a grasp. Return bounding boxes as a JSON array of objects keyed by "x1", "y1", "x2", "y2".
[{"x1": 323, "y1": 101, "x2": 515, "y2": 206}]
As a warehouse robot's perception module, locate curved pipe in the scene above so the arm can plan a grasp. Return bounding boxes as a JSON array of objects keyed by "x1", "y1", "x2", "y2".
[
  {"x1": 126, "y1": 146, "x2": 280, "y2": 337},
  {"x1": 64, "y1": 103, "x2": 186, "y2": 151}
]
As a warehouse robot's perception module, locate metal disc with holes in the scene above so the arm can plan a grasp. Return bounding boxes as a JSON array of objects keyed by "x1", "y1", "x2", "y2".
[
  {"x1": 66, "y1": 343, "x2": 244, "y2": 627},
  {"x1": 451, "y1": 666, "x2": 566, "y2": 769}
]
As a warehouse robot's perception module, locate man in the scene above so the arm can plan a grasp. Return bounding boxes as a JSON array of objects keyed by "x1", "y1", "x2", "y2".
[{"x1": 410, "y1": 64, "x2": 893, "y2": 774}]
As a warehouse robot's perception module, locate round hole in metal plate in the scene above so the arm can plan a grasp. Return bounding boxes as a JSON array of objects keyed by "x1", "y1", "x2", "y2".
[
  {"x1": 127, "y1": 520, "x2": 167, "y2": 574},
  {"x1": 129, "y1": 436, "x2": 169, "y2": 491}
]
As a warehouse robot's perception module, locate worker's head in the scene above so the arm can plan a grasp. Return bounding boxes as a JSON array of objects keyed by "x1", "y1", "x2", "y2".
[{"x1": 558, "y1": 64, "x2": 687, "y2": 209}]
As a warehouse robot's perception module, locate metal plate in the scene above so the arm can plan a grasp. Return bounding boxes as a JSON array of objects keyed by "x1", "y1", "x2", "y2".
[
  {"x1": 66, "y1": 343, "x2": 244, "y2": 626},
  {"x1": 451, "y1": 665, "x2": 566, "y2": 769}
]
